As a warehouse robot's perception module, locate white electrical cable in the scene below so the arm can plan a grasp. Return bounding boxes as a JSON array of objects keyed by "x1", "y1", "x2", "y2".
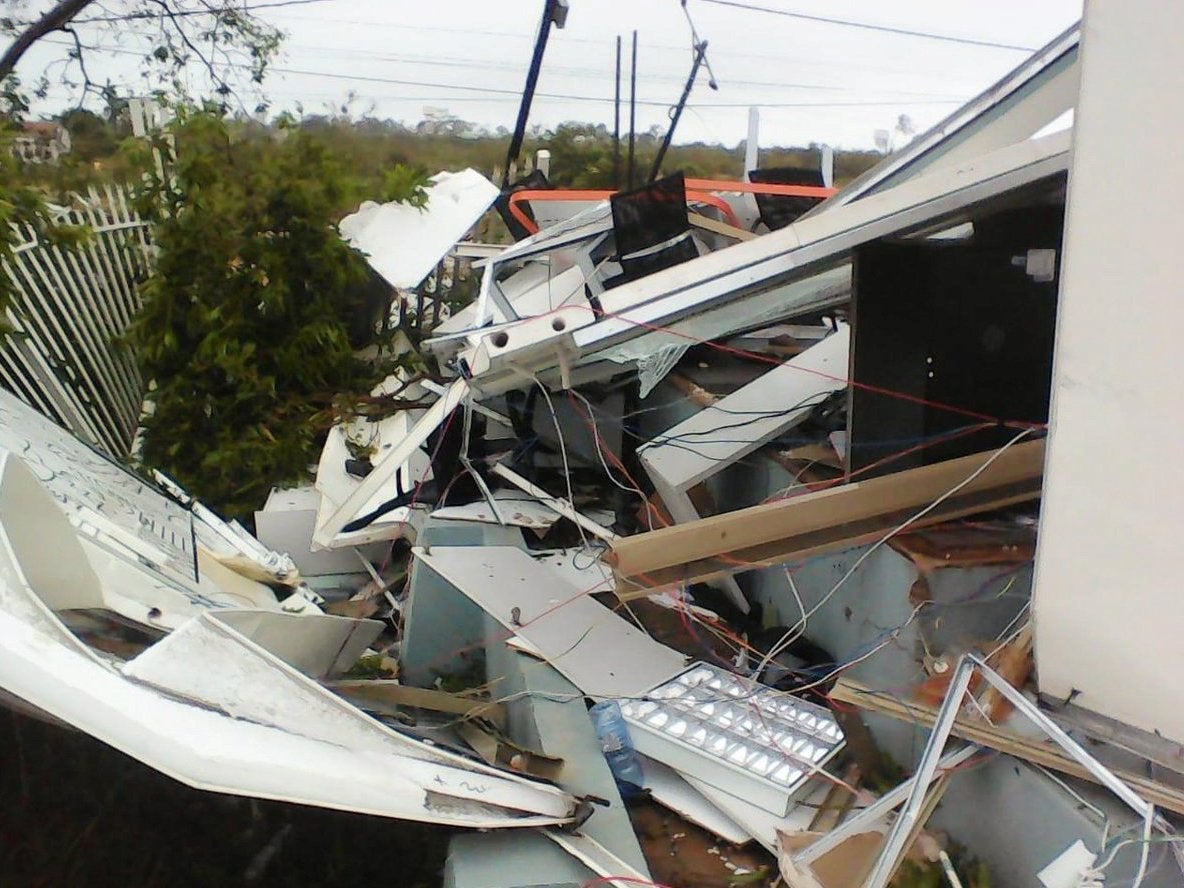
[
  {"x1": 983, "y1": 607, "x2": 1031, "y2": 661},
  {"x1": 568, "y1": 387, "x2": 655, "y2": 531},
  {"x1": 753, "y1": 566, "x2": 811, "y2": 679},
  {"x1": 1035, "y1": 766, "x2": 1111, "y2": 850},
  {"x1": 1118, "y1": 816, "x2": 1154, "y2": 888},
  {"x1": 531, "y1": 374, "x2": 591, "y2": 553},
  {"x1": 753, "y1": 428, "x2": 1034, "y2": 678}
]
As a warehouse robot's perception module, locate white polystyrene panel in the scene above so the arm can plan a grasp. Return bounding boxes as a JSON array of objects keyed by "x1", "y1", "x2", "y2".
[
  {"x1": 0, "y1": 607, "x2": 571, "y2": 827},
  {"x1": 0, "y1": 453, "x2": 575, "y2": 825},
  {"x1": 340, "y1": 169, "x2": 499, "y2": 290},
  {"x1": 313, "y1": 380, "x2": 468, "y2": 549},
  {"x1": 638, "y1": 754, "x2": 751, "y2": 845}
]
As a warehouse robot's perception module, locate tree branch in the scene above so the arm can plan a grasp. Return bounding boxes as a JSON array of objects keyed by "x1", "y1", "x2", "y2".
[
  {"x1": 62, "y1": 25, "x2": 100, "y2": 98},
  {"x1": 0, "y1": 0, "x2": 96, "y2": 83}
]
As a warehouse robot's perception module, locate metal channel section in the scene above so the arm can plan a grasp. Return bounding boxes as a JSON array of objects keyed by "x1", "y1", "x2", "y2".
[
  {"x1": 863, "y1": 655, "x2": 1157, "y2": 888},
  {"x1": 805, "y1": 23, "x2": 1080, "y2": 214}
]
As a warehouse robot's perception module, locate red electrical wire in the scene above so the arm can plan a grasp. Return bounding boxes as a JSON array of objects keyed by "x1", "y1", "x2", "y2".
[
  {"x1": 480, "y1": 300, "x2": 1044, "y2": 430},
  {"x1": 594, "y1": 306, "x2": 1047, "y2": 431},
  {"x1": 582, "y1": 877, "x2": 678, "y2": 888}
]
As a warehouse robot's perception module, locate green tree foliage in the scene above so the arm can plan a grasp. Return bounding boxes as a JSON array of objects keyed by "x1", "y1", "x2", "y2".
[
  {"x1": 0, "y1": 120, "x2": 95, "y2": 332},
  {"x1": 543, "y1": 122, "x2": 618, "y2": 188},
  {"x1": 130, "y1": 110, "x2": 426, "y2": 518},
  {"x1": 59, "y1": 107, "x2": 115, "y2": 160}
]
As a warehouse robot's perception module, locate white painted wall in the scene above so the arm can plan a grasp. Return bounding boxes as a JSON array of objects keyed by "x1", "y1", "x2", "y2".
[{"x1": 1033, "y1": 0, "x2": 1184, "y2": 743}]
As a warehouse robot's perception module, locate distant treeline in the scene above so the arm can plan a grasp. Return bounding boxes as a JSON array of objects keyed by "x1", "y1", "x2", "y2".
[{"x1": 30, "y1": 108, "x2": 882, "y2": 201}]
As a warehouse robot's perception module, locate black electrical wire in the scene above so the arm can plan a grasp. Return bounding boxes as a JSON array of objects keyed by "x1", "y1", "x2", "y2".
[{"x1": 697, "y1": 0, "x2": 1038, "y2": 52}]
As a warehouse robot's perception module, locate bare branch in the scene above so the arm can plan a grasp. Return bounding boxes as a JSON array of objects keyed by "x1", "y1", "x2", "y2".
[
  {"x1": 2, "y1": 0, "x2": 286, "y2": 111},
  {"x1": 67, "y1": 0, "x2": 331, "y2": 26},
  {"x1": 62, "y1": 25, "x2": 100, "y2": 98},
  {"x1": 0, "y1": 0, "x2": 96, "y2": 83},
  {"x1": 146, "y1": 0, "x2": 232, "y2": 100}
]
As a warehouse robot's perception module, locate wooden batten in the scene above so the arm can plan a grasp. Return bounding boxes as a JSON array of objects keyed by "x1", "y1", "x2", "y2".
[{"x1": 830, "y1": 677, "x2": 1184, "y2": 817}]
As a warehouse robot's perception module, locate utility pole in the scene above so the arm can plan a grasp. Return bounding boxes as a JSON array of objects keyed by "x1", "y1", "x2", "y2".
[
  {"x1": 627, "y1": 30, "x2": 638, "y2": 189},
  {"x1": 613, "y1": 35, "x2": 622, "y2": 189},
  {"x1": 649, "y1": 39, "x2": 710, "y2": 183},
  {"x1": 502, "y1": 0, "x2": 569, "y2": 189},
  {"x1": 649, "y1": 1, "x2": 719, "y2": 183}
]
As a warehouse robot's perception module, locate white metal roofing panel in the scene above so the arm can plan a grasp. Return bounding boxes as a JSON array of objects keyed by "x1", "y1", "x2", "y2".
[
  {"x1": 413, "y1": 545, "x2": 686, "y2": 698},
  {"x1": 806, "y1": 22, "x2": 1080, "y2": 215},
  {"x1": 639, "y1": 325, "x2": 849, "y2": 491}
]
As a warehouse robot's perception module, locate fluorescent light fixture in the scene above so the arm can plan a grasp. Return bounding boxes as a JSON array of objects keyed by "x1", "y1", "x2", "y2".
[{"x1": 620, "y1": 663, "x2": 844, "y2": 815}]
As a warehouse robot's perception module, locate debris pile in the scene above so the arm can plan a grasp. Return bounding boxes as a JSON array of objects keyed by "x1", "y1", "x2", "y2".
[{"x1": 1, "y1": 15, "x2": 1182, "y2": 888}]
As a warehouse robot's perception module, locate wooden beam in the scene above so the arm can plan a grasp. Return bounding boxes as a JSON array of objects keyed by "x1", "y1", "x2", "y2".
[
  {"x1": 688, "y1": 212, "x2": 757, "y2": 241},
  {"x1": 609, "y1": 439, "x2": 1045, "y2": 589},
  {"x1": 829, "y1": 678, "x2": 1184, "y2": 816}
]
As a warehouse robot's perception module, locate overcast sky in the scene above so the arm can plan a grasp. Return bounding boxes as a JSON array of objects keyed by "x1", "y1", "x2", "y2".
[{"x1": 22, "y1": 0, "x2": 1082, "y2": 149}]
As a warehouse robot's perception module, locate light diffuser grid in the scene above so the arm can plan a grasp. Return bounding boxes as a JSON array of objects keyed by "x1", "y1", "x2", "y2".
[{"x1": 620, "y1": 662, "x2": 844, "y2": 810}]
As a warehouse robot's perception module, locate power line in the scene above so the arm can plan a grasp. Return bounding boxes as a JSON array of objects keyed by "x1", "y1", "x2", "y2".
[
  {"x1": 247, "y1": 9, "x2": 1008, "y2": 84},
  {"x1": 696, "y1": 0, "x2": 1039, "y2": 52},
  {"x1": 269, "y1": 5, "x2": 1032, "y2": 55},
  {"x1": 691, "y1": 98, "x2": 960, "y2": 109},
  {"x1": 273, "y1": 64, "x2": 963, "y2": 109},
  {"x1": 37, "y1": 36, "x2": 963, "y2": 111},
  {"x1": 287, "y1": 42, "x2": 969, "y2": 101}
]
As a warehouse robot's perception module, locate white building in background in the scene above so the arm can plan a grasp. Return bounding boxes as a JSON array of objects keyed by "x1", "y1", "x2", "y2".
[{"x1": 13, "y1": 121, "x2": 72, "y2": 164}]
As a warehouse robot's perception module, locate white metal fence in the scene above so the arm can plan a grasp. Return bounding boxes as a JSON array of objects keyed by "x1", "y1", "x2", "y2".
[{"x1": 0, "y1": 186, "x2": 153, "y2": 458}]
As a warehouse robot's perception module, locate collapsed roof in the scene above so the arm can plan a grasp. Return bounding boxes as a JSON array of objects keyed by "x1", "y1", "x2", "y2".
[{"x1": 4, "y1": 12, "x2": 1182, "y2": 887}]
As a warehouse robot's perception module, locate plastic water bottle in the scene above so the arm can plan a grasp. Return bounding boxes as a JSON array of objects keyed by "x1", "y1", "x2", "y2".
[{"x1": 589, "y1": 700, "x2": 645, "y2": 791}]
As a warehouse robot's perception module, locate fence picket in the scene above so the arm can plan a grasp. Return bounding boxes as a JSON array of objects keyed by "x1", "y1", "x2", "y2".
[{"x1": 0, "y1": 185, "x2": 153, "y2": 456}]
